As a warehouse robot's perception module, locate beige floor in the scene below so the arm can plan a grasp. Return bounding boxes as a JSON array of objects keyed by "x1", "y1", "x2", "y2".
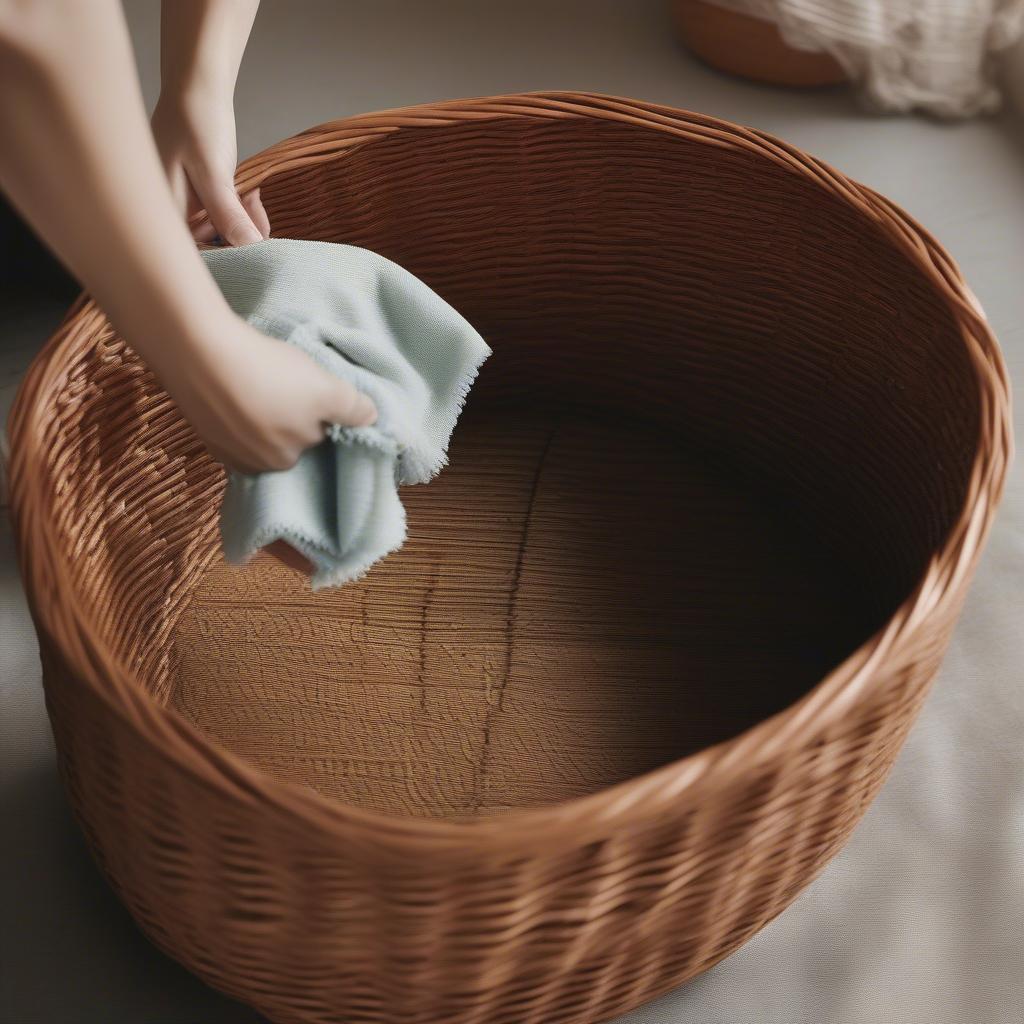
[{"x1": 2, "y1": 2, "x2": 1023, "y2": 1022}]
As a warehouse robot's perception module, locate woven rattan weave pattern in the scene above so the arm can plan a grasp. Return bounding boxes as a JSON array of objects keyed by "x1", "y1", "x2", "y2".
[{"x1": 8, "y1": 93, "x2": 1010, "y2": 1024}]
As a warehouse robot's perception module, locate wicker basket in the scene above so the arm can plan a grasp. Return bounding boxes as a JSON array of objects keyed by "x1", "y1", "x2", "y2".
[{"x1": 8, "y1": 93, "x2": 1010, "y2": 1024}]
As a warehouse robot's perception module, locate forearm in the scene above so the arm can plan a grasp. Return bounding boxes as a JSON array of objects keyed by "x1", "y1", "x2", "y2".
[
  {"x1": 160, "y1": 0, "x2": 260, "y2": 101},
  {"x1": 151, "y1": 0, "x2": 265, "y2": 244},
  {"x1": 0, "y1": 0, "x2": 371, "y2": 481},
  {"x1": 0, "y1": 0, "x2": 232, "y2": 381}
]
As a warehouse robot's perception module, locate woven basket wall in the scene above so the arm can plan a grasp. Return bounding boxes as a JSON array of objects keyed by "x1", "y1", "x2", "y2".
[{"x1": 8, "y1": 93, "x2": 1010, "y2": 1024}]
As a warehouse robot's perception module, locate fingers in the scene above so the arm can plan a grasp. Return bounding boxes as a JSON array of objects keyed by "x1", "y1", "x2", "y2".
[
  {"x1": 212, "y1": 445, "x2": 299, "y2": 476},
  {"x1": 206, "y1": 421, "x2": 304, "y2": 475},
  {"x1": 208, "y1": 390, "x2": 376, "y2": 476},
  {"x1": 190, "y1": 215, "x2": 220, "y2": 244},
  {"x1": 321, "y1": 378, "x2": 378, "y2": 428},
  {"x1": 192, "y1": 177, "x2": 264, "y2": 247},
  {"x1": 188, "y1": 188, "x2": 269, "y2": 246},
  {"x1": 162, "y1": 161, "x2": 191, "y2": 214},
  {"x1": 206, "y1": 440, "x2": 277, "y2": 476},
  {"x1": 242, "y1": 188, "x2": 271, "y2": 239}
]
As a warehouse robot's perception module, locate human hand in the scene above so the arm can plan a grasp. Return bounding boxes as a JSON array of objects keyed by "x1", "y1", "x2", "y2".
[
  {"x1": 157, "y1": 312, "x2": 377, "y2": 475},
  {"x1": 151, "y1": 87, "x2": 269, "y2": 246}
]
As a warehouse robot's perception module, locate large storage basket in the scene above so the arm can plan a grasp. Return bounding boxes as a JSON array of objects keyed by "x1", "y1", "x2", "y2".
[{"x1": 8, "y1": 93, "x2": 1010, "y2": 1024}]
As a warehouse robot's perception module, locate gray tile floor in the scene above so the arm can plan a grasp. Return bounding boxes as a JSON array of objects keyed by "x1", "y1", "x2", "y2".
[{"x1": 2, "y1": 2, "x2": 1023, "y2": 1022}]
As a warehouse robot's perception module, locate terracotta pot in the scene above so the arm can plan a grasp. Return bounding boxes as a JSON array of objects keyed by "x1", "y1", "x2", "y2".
[{"x1": 673, "y1": 0, "x2": 848, "y2": 88}]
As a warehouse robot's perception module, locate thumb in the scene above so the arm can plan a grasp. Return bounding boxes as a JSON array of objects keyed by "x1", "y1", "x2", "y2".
[
  {"x1": 322, "y1": 378, "x2": 378, "y2": 428},
  {"x1": 190, "y1": 176, "x2": 264, "y2": 247}
]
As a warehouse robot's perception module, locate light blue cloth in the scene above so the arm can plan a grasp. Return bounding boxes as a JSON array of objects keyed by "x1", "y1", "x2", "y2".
[{"x1": 202, "y1": 239, "x2": 490, "y2": 589}]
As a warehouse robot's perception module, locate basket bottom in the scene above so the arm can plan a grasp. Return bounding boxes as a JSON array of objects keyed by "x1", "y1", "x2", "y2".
[{"x1": 170, "y1": 405, "x2": 870, "y2": 819}]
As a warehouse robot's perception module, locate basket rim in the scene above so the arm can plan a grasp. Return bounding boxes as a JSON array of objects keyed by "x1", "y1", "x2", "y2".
[{"x1": 8, "y1": 91, "x2": 1012, "y2": 856}]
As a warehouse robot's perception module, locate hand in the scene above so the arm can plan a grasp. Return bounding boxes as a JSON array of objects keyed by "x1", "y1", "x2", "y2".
[
  {"x1": 151, "y1": 88, "x2": 269, "y2": 246},
  {"x1": 158, "y1": 313, "x2": 377, "y2": 475}
]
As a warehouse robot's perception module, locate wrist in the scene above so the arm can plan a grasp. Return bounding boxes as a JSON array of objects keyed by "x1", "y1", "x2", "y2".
[
  {"x1": 156, "y1": 68, "x2": 234, "y2": 125},
  {"x1": 117, "y1": 276, "x2": 240, "y2": 382}
]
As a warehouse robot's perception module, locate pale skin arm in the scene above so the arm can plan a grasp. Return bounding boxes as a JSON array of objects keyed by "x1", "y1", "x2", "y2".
[
  {"x1": 0, "y1": 0, "x2": 376, "y2": 480},
  {"x1": 152, "y1": 0, "x2": 269, "y2": 245}
]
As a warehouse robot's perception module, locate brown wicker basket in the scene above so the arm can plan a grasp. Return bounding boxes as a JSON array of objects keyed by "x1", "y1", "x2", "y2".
[{"x1": 8, "y1": 93, "x2": 1010, "y2": 1024}]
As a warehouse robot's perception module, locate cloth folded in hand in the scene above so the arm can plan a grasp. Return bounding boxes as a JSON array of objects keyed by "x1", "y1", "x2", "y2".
[{"x1": 202, "y1": 238, "x2": 491, "y2": 589}]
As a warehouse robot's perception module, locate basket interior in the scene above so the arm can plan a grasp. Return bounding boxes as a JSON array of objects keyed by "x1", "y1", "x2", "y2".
[{"x1": 45, "y1": 115, "x2": 980, "y2": 820}]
